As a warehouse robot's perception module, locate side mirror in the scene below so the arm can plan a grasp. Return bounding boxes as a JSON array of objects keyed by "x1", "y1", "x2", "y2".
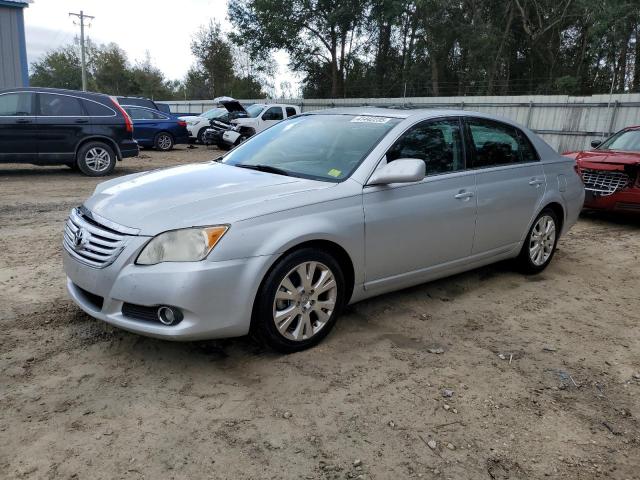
[
  {"x1": 367, "y1": 159, "x2": 426, "y2": 185},
  {"x1": 590, "y1": 139, "x2": 602, "y2": 148}
]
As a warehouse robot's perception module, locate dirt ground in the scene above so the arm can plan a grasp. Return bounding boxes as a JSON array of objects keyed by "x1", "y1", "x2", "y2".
[{"x1": 1, "y1": 146, "x2": 639, "y2": 480}]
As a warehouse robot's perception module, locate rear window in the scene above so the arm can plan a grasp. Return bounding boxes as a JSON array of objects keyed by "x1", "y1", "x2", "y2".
[
  {"x1": 117, "y1": 97, "x2": 155, "y2": 109},
  {"x1": 286, "y1": 107, "x2": 297, "y2": 117},
  {"x1": 83, "y1": 99, "x2": 115, "y2": 116},
  {"x1": 39, "y1": 93, "x2": 84, "y2": 116}
]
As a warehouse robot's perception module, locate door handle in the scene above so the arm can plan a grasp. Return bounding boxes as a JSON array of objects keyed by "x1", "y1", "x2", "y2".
[
  {"x1": 454, "y1": 191, "x2": 474, "y2": 200},
  {"x1": 75, "y1": 119, "x2": 89, "y2": 124},
  {"x1": 16, "y1": 118, "x2": 32, "y2": 124},
  {"x1": 528, "y1": 178, "x2": 544, "y2": 187}
]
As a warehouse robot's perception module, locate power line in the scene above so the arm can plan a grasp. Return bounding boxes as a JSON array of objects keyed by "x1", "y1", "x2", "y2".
[{"x1": 69, "y1": 10, "x2": 95, "y2": 91}]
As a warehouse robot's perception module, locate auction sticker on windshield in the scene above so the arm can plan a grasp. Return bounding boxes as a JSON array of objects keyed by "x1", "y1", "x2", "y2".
[{"x1": 351, "y1": 116, "x2": 392, "y2": 124}]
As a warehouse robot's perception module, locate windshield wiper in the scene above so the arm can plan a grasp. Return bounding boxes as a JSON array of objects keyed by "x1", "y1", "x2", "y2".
[{"x1": 235, "y1": 164, "x2": 292, "y2": 177}]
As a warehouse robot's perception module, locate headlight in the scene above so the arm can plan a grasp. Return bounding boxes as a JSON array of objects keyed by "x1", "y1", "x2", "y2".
[{"x1": 136, "y1": 226, "x2": 228, "y2": 265}]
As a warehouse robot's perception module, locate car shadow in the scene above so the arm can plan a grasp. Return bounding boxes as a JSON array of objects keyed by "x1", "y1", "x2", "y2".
[{"x1": 579, "y1": 210, "x2": 640, "y2": 228}]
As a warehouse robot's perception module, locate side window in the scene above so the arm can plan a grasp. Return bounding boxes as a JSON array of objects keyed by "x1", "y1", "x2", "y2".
[
  {"x1": 466, "y1": 118, "x2": 536, "y2": 167},
  {"x1": 150, "y1": 111, "x2": 167, "y2": 119},
  {"x1": 0, "y1": 92, "x2": 35, "y2": 116},
  {"x1": 285, "y1": 107, "x2": 297, "y2": 117},
  {"x1": 83, "y1": 99, "x2": 115, "y2": 116},
  {"x1": 262, "y1": 107, "x2": 284, "y2": 121},
  {"x1": 125, "y1": 107, "x2": 155, "y2": 120},
  {"x1": 516, "y1": 130, "x2": 540, "y2": 162},
  {"x1": 386, "y1": 118, "x2": 465, "y2": 176},
  {"x1": 39, "y1": 93, "x2": 84, "y2": 116}
]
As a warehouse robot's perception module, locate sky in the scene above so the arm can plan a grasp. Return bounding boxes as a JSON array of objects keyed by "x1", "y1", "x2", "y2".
[{"x1": 23, "y1": 0, "x2": 299, "y2": 96}]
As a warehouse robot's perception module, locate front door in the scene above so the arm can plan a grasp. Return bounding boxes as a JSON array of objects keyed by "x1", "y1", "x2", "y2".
[
  {"x1": 36, "y1": 92, "x2": 88, "y2": 162},
  {"x1": 363, "y1": 117, "x2": 477, "y2": 290},
  {"x1": 463, "y1": 117, "x2": 546, "y2": 254},
  {"x1": 259, "y1": 106, "x2": 284, "y2": 132},
  {"x1": 0, "y1": 91, "x2": 37, "y2": 162}
]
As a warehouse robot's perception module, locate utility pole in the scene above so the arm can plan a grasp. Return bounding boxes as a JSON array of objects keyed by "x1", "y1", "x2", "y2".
[{"x1": 69, "y1": 10, "x2": 94, "y2": 91}]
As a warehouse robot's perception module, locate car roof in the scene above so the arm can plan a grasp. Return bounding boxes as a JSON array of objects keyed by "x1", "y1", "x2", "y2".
[
  {"x1": 306, "y1": 107, "x2": 538, "y2": 126},
  {"x1": 0, "y1": 86, "x2": 111, "y2": 100}
]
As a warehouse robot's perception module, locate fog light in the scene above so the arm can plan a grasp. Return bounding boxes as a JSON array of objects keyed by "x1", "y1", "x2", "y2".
[{"x1": 157, "y1": 306, "x2": 182, "y2": 325}]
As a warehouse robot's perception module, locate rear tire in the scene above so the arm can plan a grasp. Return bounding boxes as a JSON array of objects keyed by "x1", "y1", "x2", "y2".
[
  {"x1": 251, "y1": 248, "x2": 345, "y2": 353},
  {"x1": 76, "y1": 142, "x2": 116, "y2": 176},
  {"x1": 154, "y1": 132, "x2": 174, "y2": 151},
  {"x1": 517, "y1": 208, "x2": 559, "y2": 274}
]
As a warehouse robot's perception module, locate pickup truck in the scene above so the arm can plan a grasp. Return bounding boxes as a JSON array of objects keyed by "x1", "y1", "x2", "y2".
[{"x1": 212, "y1": 97, "x2": 300, "y2": 149}]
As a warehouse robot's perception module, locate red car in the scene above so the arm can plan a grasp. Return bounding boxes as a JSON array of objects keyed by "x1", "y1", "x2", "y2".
[{"x1": 564, "y1": 126, "x2": 640, "y2": 213}]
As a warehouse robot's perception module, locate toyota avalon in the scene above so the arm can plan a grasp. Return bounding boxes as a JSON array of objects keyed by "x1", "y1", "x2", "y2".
[{"x1": 63, "y1": 109, "x2": 584, "y2": 352}]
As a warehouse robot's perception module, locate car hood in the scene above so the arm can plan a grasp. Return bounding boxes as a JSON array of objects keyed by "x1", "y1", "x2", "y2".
[
  {"x1": 572, "y1": 150, "x2": 640, "y2": 170},
  {"x1": 213, "y1": 96, "x2": 247, "y2": 114},
  {"x1": 85, "y1": 163, "x2": 334, "y2": 235},
  {"x1": 179, "y1": 115, "x2": 205, "y2": 122}
]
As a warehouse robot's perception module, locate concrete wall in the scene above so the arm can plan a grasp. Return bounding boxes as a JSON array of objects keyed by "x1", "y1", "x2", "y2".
[
  {"x1": 160, "y1": 94, "x2": 640, "y2": 153},
  {"x1": 0, "y1": 5, "x2": 29, "y2": 89}
]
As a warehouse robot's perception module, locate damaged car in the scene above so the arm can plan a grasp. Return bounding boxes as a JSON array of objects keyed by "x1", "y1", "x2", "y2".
[
  {"x1": 564, "y1": 126, "x2": 640, "y2": 213},
  {"x1": 209, "y1": 97, "x2": 300, "y2": 149}
]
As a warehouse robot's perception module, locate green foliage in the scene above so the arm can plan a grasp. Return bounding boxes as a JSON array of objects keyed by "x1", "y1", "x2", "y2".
[
  {"x1": 29, "y1": 44, "x2": 84, "y2": 90},
  {"x1": 230, "y1": 0, "x2": 640, "y2": 97}
]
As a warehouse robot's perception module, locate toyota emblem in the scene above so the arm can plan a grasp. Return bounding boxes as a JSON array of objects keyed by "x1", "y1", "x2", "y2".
[{"x1": 73, "y1": 228, "x2": 89, "y2": 250}]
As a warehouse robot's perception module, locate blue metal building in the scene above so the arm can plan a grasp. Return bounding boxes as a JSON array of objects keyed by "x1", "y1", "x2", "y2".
[{"x1": 0, "y1": 0, "x2": 30, "y2": 89}]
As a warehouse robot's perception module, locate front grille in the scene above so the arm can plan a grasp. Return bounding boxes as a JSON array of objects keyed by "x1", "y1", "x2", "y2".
[
  {"x1": 63, "y1": 207, "x2": 133, "y2": 268},
  {"x1": 122, "y1": 303, "x2": 159, "y2": 323},
  {"x1": 581, "y1": 169, "x2": 629, "y2": 196}
]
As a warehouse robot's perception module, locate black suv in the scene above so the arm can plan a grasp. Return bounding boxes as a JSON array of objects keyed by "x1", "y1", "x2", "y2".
[{"x1": 0, "y1": 87, "x2": 138, "y2": 176}]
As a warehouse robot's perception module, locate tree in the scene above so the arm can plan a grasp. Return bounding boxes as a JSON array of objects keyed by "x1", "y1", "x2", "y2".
[
  {"x1": 229, "y1": 0, "x2": 366, "y2": 97},
  {"x1": 191, "y1": 22, "x2": 236, "y2": 97},
  {"x1": 130, "y1": 52, "x2": 175, "y2": 99},
  {"x1": 93, "y1": 43, "x2": 134, "y2": 95}
]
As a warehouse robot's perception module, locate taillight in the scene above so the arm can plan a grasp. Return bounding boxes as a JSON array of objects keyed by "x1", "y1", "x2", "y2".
[
  {"x1": 177, "y1": 120, "x2": 187, "y2": 127},
  {"x1": 110, "y1": 98, "x2": 133, "y2": 133}
]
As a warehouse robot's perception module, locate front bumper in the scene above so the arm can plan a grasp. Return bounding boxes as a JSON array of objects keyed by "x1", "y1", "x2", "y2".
[
  {"x1": 63, "y1": 242, "x2": 276, "y2": 341},
  {"x1": 583, "y1": 188, "x2": 640, "y2": 213}
]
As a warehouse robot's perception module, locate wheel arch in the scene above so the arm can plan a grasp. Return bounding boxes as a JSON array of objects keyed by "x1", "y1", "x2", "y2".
[
  {"x1": 75, "y1": 136, "x2": 121, "y2": 161},
  {"x1": 257, "y1": 239, "x2": 356, "y2": 306},
  {"x1": 543, "y1": 201, "x2": 565, "y2": 234}
]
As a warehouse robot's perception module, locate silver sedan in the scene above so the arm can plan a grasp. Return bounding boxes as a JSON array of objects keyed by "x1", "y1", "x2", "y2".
[{"x1": 63, "y1": 108, "x2": 585, "y2": 352}]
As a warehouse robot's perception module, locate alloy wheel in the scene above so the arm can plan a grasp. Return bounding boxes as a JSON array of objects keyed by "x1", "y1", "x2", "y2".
[
  {"x1": 84, "y1": 147, "x2": 111, "y2": 173},
  {"x1": 272, "y1": 261, "x2": 338, "y2": 341},
  {"x1": 529, "y1": 215, "x2": 556, "y2": 266},
  {"x1": 157, "y1": 134, "x2": 172, "y2": 150}
]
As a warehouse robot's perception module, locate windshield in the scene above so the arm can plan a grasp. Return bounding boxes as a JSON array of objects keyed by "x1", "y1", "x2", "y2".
[
  {"x1": 201, "y1": 108, "x2": 226, "y2": 119},
  {"x1": 222, "y1": 114, "x2": 400, "y2": 182},
  {"x1": 598, "y1": 129, "x2": 640, "y2": 152},
  {"x1": 246, "y1": 104, "x2": 265, "y2": 118}
]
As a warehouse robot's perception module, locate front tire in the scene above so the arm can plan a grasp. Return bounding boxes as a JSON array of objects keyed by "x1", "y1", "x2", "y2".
[
  {"x1": 154, "y1": 132, "x2": 174, "y2": 151},
  {"x1": 517, "y1": 208, "x2": 559, "y2": 274},
  {"x1": 197, "y1": 127, "x2": 207, "y2": 144},
  {"x1": 251, "y1": 248, "x2": 346, "y2": 353},
  {"x1": 76, "y1": 142, "x2": 116, "y2": 176}
]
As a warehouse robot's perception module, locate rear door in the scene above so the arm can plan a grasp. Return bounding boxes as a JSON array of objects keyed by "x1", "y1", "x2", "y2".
[
  {"x1": 124, "y1": 107, "x2": 166, "y2": 145},
  {"x1": 259, "y1": 106, "x2": 284, "y2": 132},
  {"x1": 463, "y1": 117, "x2": 545, "y2": 254},
  {"x1": 37, "y1": 92, "x2": 88, "y2": 162}
]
